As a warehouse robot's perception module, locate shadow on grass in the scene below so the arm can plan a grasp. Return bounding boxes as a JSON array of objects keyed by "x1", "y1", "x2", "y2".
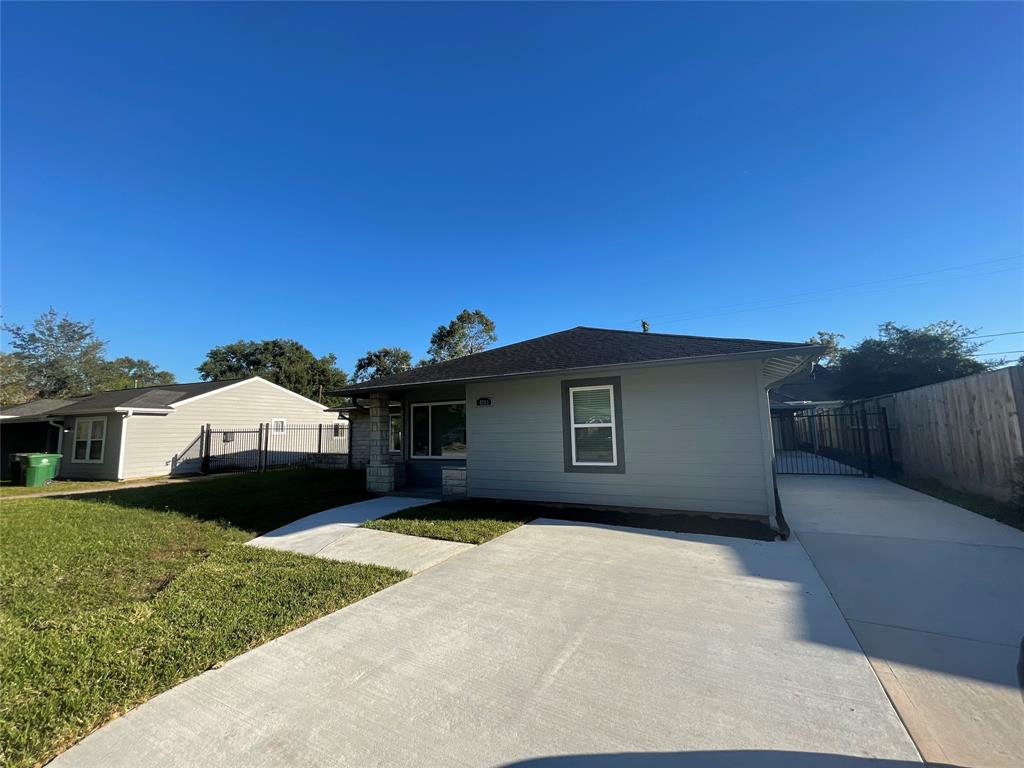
[
  {"x1": 67, "y1": 469, "x2": 371, "y2": 535},
  {"x1": 390, "y1": 498, "x2": 778, "y2": 543}
]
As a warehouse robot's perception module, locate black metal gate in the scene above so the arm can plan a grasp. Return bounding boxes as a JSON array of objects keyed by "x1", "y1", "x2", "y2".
[
  {"x1": 771, "y1": 409, "x2": 894, "y2": 477},
  {"x1": 192, "y1": 422, "x2": 350, "y2": 474}
]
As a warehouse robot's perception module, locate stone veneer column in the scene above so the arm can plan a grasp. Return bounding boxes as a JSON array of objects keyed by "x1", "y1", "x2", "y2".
[{"x1": 366, "y1": 392, "x2": 396, "y2": 492}]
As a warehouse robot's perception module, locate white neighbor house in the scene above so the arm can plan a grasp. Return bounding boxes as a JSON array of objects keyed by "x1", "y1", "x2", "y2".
[{"x1": 0, "y1": 377, "x2": 341, "y2": 481}]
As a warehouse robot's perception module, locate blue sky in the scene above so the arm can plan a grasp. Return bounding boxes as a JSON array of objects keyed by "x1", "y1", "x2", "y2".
[{"x1": 3, "y1": 2, "x2": 1022, "y2": 381}]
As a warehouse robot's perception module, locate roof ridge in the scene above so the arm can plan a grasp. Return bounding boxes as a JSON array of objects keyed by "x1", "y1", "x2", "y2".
[
  {"x1": 573, "y1": 325, "x2": 811, "y2": 346},
  {"x1": 79, "y1": 376, "x2": 252, "y2": 396}
]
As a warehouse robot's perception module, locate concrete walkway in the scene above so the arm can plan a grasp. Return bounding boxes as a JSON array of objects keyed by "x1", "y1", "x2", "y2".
[
  {"x1": 248, "y1": 496, "x2": 474, "y2": 573},
  {"x1": 52, "y1": 519, "x2": 918, "y2": 767},
  {"x1": 780, "y1": 475, "x2": 1024, "y2": 768}
]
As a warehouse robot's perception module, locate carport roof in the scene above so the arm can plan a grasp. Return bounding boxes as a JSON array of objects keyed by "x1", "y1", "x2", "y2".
[{"x1": 332, "y1": 326, "x2": 822, "y2": 395}]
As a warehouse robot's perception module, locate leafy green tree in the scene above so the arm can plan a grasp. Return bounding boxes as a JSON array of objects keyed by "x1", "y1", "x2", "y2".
[
  {"x1": 0, "y1": 352, "x2": 35, "y2": 406},
  {"x1": 2, "y1": 308, "x2": 108, "y2": 398},
  {"x1": 352, "y1": 347, "x2": 412, "y2": 382},
  {"x1": 805, "y1": 330, "x2": 845, "y2": 367},
  {"x1": 198, "y1": 339, "x2": 347, "y2": 403},
  {"x1": 425, "y1": 309, "x2": 497, "y2": 363},
  {"x1": 98, "y1": 357, "x2": 176, "y2": 391},
  {"x1": 833, "y1": 321, "x2": 989, "y2": 399}
]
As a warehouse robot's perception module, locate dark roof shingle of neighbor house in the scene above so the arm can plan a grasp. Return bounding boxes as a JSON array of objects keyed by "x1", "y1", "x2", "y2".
[
  {"x1": 334, "y1": 326, "x2": 819, "y2": 395},
  {"x1": 46, "y1": 379, "x2": 249, "y2": 415},
  {"x1": 0, "y1": 397, "x2": 85, "y2": 421}
]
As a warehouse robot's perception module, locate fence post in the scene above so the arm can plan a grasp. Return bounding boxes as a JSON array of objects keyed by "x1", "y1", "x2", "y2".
[
  {"x1": 317, "y1": 423, "x2": 323, "y2": 455},
  {"x1": 261, "y1": 422, "x2": 269, "y2": 472},
  {"x1": 859, "y1": 409, "x2": 874, "y2": 477},
  {"x1": 201, "y1": 424, "x2": 212, "y2": 474},
  {"x1": 256, "y1": 422, "x2": 264, "y2": 472},
  {"x1": 880, "y1": 408, "x2": 895, "y2": 474}
]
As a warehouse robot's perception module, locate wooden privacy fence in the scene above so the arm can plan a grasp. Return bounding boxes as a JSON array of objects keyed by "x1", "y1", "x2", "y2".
[
  {"x1": 826, "y1": 367, "x2": 1024, "y2": 501},
  {"x1": 171, "y1": 422, "x2": 350, "y2": 475}
]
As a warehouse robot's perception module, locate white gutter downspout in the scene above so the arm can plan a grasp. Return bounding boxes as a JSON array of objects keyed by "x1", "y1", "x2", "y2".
[
  {"x1": 116, "y1": 410, "x2": 132, "y2": 480},
  {"x1": 47, "y1": 419, "x2": 64, "y2": 478}
]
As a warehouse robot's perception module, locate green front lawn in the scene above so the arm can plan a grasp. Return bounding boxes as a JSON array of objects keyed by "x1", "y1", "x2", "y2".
[
  {"x1": 0, "y1": 476, "x2": 168, "y2": 498},
  {"x1": 0, "y1": 470, "x2": 406, "y2": 768},
  {"x1": 363, "y1": 499, "x2": 537, "y2": 544}
]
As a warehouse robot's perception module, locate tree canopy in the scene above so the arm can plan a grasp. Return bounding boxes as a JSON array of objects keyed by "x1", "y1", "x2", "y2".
[
  {"x1": 197, "y1": 339, "x2": 347, "y2": 404},
  {"x1": 832, "y1": 321, "x2": 990, "y2": 400},
  {"x1": 425, "y1": 309, "x2": 497, "y2": 364},
  {"x1": 1, "y1": 308, "x2": 175, "y2": 405},
  {"x1": 804, "y1": 330, "x2": 845, "y2": 367},
  {"x1": 352, "y1": 347, "x2": 413, "y2": 383}
]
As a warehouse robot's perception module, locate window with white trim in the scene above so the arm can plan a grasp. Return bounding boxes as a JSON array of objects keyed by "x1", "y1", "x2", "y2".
[
  {"x1": 271, "y1": 418, "x2": 286, "y2": 435},
  {"x1": 389, "y1": 414, "x2": 403, "y2": 453},
  {"x1": 72, "y1": 416, "x2": 107, "y2": 463},
  {"x1": 569, "y1": 385, "x2": 616, "y2": 466},
  {"x1": 332, "y1": 422, "x2": 346, "y2": 440},
  {"x1": 410, "y1": 402, "x2": 466, "y2": 458}
]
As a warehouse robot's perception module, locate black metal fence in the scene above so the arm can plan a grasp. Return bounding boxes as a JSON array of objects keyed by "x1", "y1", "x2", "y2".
[
  {"x1": 771, "y1": 409, "x2": 895, "y2": 477},
  {"x1": 171, "y1": 422, "x2": 350, "y2": 475}
]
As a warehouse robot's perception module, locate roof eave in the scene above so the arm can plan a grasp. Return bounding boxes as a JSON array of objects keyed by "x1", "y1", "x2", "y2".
[{"x1": 329, "y1": 345, "x2": 827, "y2": 396}]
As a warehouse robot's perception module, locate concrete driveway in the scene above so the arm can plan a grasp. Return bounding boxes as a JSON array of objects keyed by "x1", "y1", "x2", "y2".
[
  {"x1": 780, "y1": 475, "x2": 1024, "y2": 768},
  {"x1": 53, "y1": 518, "x2": 918, "y2": 767}
]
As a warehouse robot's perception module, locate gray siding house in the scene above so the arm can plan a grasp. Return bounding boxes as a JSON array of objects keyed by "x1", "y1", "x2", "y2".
[
  {"x1": 333, "y1": 327, "x2": 822, "y2": 529},
  {"x1": 2, "y1": 377, "x2": 338, "y2": 481}
]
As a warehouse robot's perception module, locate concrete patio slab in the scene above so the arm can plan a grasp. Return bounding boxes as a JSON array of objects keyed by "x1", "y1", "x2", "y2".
[
  {"x1": 780, "y1": 475, "x2": 1024, "y2": 768},
  {"x1": 52, "y1": 519, "x2": 918, "y2": 768},
  {"x1": 316, "y1": 527, "x2": 474, "y2": 573},
  {"x1": 247, "y1": 496, "x2": 436, "y2": 556}
]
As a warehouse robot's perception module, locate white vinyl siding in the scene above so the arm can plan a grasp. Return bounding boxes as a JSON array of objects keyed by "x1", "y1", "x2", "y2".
[
  {"x1": 72, "y1": 417, "x2": 107, "y2": 463},
  {"x1": 569, "y1": 385, "x2": 616, "y2": 465},
  {"x1": 466, "y1": 359, "x2": 775, "y2": 519}
]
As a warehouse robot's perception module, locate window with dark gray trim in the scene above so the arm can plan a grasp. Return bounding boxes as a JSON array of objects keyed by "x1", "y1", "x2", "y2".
[{"x1": 561, "y1": 377, "x2": 625, "y2": 473}]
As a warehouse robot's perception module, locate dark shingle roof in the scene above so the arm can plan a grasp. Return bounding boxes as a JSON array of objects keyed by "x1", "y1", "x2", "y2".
[
  {"x1": 0, "y1": 397, "x2": 84, "y2": 421},
  {"x1": 769, "y1": 365, "x2": 841, "y2": 404},
  {"x1": 47, "y1": 379, "x2": 249, "y2": 415},
  {"x1": 333, "y1": 326, "x2": 818, "y2": 395}
]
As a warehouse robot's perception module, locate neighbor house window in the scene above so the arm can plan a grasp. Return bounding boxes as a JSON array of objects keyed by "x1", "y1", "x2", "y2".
[
  {"x1": 271, "y1": 418, "x2": 286, "y2": 435},
  {"x1": 410, "y1": 402, "x2": 466, "y2": 458},
  {"x1": 561, "y1": 377, "x2": 625, "y2": 473},
  {"x1": 332, "y1": 422, "x2": 346, "y2": 440},
  {"x1": 72, "y1": 416, "x2": 107, "y2": 463},
  {"x1": 390, "y1": 414, "x2": 403, "y2": 452}
]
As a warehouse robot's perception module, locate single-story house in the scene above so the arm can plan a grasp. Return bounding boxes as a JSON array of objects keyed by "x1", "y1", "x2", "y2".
[
  {"x1": 332, "y1": 326, "x2": 823, "y2": 530},
  {"x1": 0, "y1": 377, "x2": 339, "y2": 481}
]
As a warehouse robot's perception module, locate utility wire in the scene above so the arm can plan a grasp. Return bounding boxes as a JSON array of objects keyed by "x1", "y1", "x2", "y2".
[
  {"x1": 965, "y1": 331, "x2": 1024, "y2": 339},
  {"x1": 651, "y1": 266, "x2": 1021, "y2": 327},
  {"x1": 617, "y1": 254, "x2": 1022, "y2": 325}
]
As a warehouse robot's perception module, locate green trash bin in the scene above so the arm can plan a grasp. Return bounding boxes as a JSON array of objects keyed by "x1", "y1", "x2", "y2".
[{"x1": 22, "y1": 453, "x2": 62, "y2": 487}]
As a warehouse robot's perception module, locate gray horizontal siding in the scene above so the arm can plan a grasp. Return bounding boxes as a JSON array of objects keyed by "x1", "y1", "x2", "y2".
[
  {"x1": 58, "y1": 414, "x2": 124, "y2": 480},
  {"x1": 466, "y1": 359, "x2": 773, "y2": 518}
]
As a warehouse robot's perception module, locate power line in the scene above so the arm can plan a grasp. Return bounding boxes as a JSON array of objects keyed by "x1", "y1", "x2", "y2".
[
  {"x1": 965, "y1": 331, "x2": 1024, "y2": 339},
  {"x1": 972, "y1": 350, "x2": 1024, "y2": 356},
  {"x1": 618, "y1": 254, "x2": 1022, "y2": 326},
  {"x1": 652, "y1": 265, "x2": 1022, "y2": 327}
]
